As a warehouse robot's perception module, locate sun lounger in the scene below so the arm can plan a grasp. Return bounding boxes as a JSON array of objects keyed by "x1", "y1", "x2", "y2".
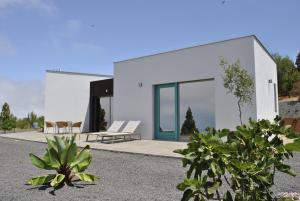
[
  {"x1": 102, "y1": 121, "x2": 141, "y2": 143},
  {"x1": 85, "y1": 121, "x2": 125, "y2": 142}
]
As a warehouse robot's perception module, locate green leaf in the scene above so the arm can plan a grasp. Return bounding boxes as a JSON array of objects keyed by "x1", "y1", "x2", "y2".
[
  {"x1": 47, "y1": 148, "x2": 61, "y2": 168},
  {"x1": 27, "y1": 174, "x2": 56, "y2": 186},
  {"x1": 72, "y1": 157, "x2": 91, "y2": 173},
  {"x1": 61, "y1": 143, "x2": 77, "y2": 165},
  {"x1": 177, "y1": 182, "x2": 188, "y2": 191},
  {"x1": 29, "y1": 153, "x2": 53, "y2": 170},
  {"x1": 50, "y1": 174, "x2": 65, "y2": 187},
  {"x1": 207, "y1": 181, "x2": 220, "y2": 194},
  {"x1": 70, "y1": 145, "x2": 91, "y2": 168},
  {"x1": 75, "y1": 173, "x2": 98, "y2": 182},
  {"x1": 54, "y1": 136, "x2": 66, "y2": 155},
  {"x1": 46, "y1": 137, "x2": 58, "y2": 153},
  {"x1": 276, "y1": 163, "x2": 297, "y2": 177},
  {"x1": 285, "y1": 138, "x2": 300, "y2": 152},
  {"x1": 181, "y1": 189, "x2": 193, "y2": 201}
]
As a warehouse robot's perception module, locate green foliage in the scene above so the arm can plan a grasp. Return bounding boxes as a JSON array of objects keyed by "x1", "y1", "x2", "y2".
[
  {"x1": 220, "y1": 58, "x2": 254, "y2": 124},
  {"x1": 28, "y1": 134, "x2": 98, "y2": 188},
  {"x1": 278, "y1": 197, "x2": 296, "y2": 201},
  {"x1": 285, "y1": 138, "x2": 300, "y2": 152},
  {"x1": 37, "y1": 116, "x2": 44, "y2": 129},
  {"x1": 16, "y1": 118, "x2": 30, "y2": 129},
  {"x1": 181, "y1": 107, "x2": 199, "y2": 135},
  {"x1": 175, "y1": 119, "x2": 299, "y2": 201},
  {"x1": 296, "y1": 52, "x2": 300, "y2": 72},
  {"x1": 273, "y1": 53, "x2": 300, "y2": 96},
  {"x1": 27, "y1": 112, "x2": 37, "y2": 128},
  {"x1": 0, "y1": 102, "x2": 16, "y2": 133}
]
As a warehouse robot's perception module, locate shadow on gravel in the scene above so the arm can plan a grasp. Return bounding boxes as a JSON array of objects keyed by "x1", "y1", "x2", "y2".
[{"x1": 25, "y1": 180, "x2": 96, "y2": 196}]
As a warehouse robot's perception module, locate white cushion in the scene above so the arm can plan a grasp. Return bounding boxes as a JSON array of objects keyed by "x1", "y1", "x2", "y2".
[
  {"x1": 107, "y1": 121, "x2": 125, "y2": 132},
  {"x1": 121, "y1": 121, "x2": 141, "y2": 133}
]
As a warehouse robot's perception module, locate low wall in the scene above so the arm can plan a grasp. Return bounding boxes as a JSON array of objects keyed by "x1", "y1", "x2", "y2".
[{"x1": 279, "y1": 101, "x2": 300, "y2": 118}]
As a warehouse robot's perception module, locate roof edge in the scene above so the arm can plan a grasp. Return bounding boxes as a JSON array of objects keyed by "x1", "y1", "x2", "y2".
[
  {"x1": 252, "y1": 35, "x2": 276, "y2": 64},
  {"x1": 114, "y1": 35, "x2": 260, "y2": 64},
  {"x1": 46, "y1": 70, "x2": 113, "y2": 78}
]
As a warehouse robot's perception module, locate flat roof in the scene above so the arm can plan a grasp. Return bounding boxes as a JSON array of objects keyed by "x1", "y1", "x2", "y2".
[
  {"x1": 114, "y1": 35, "x2": 275, "y2": 64},
  {"x1": 46, "y1": 70, "x2": 113, "y2": 78}
]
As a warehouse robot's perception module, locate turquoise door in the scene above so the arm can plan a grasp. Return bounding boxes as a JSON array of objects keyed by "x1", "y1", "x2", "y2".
[{"x1": 154, "y1": 83, "x2": 179, "y2": 141}]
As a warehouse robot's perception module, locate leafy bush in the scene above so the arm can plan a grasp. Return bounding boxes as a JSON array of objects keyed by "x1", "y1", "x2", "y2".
[
  {"x1": 175, "y1": 119, "x2": 299, "y2": 201},
  {"x1": 37, "y1": 116, "x2": 44, "y2": 130},
  {"x1": 0, "y1": 102, "x2": 16, "y2": 133},
  {"x1": 28, "y1": 134, "x2": 98, "y2": 188}
]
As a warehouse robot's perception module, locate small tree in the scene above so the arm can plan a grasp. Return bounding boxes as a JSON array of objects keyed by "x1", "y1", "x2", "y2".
[
  {"x1": 99, "y1": 106, "x2": 107, "y2": 131},
  {"x1": 181, "y1": 107, "x2": 199, "y2": 135},
  {"x1": 27, "y1": 112, "x2": 37, "y2": 128},
  {"x1": 0, "y1": 102, "x2": 14, "y2": 133},
  {"x1": 220, "y1": 58, "x2": 254, "y2": 125},
  {"x1": 273, "y1": 53, "x2": 300, "y2": 96},
  {"x1": 296, "y1": 52, "x2": 300, "y2": 72},
  {"x1": 37, "y1": 116, "x2": 44, "y2": 131}
]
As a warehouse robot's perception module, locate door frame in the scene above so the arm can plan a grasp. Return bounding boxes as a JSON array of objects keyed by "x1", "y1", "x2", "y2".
[{"x1": 154, "y1": 83, "x2": 179, "y2": 141}]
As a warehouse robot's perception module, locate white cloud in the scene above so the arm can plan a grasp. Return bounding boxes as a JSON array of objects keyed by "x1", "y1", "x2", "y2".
[
  {"x1": 0, "y1": 78, "x2": 44, "y2": 118},
  {"x1": 0, "y1": 0, "x2": 56, "y2": 14},
  {"x1": 0, "y1": 35, "x2": 16, "y2": 56}
]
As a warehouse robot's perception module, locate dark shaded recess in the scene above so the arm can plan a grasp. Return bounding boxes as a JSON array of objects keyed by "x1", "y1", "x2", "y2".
[{"x1": 89, "y1": 79, "x2": 113, "y2": 132}]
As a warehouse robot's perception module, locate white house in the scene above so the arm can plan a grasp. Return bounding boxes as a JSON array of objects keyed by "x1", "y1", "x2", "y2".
[
  {"x1": 44, "y1": 35, "x2": 278, "y2": 141},
  {"x1": 45, "y1": 71, "x2": 112, "y2": 132}
]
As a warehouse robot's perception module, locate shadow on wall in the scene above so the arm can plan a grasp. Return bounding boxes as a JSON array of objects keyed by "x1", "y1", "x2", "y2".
[{"x1": 82, "y1": 103, "x2": 90, "y2": 133}]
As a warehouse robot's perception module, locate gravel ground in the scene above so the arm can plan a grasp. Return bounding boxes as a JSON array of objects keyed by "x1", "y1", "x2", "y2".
[{"x1": 0, "y1": 137, "x2": 299, "y2": 201}]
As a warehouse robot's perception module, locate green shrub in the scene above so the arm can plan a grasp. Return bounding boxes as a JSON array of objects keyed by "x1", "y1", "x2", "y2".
[
  {"x1": 175, "y1": 119, "x2": 299, "y2": 201},
  {"x1": 28, "y1": 134, "x2": 98, "y2": 188}
]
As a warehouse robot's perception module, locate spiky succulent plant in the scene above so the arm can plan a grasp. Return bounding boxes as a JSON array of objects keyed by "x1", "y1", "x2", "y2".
[{"x1": 28, "y1": 134, "x2": 98, "y2": 188}]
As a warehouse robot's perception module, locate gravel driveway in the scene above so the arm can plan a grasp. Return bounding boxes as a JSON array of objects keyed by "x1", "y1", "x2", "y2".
[{"x1": 0, "y1": 137, "x2": 299, "y2": 201}]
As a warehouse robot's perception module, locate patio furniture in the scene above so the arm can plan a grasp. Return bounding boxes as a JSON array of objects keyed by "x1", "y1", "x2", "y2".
[
  {"x1": 102, "y1": 121, "x2": 141, "y2": 143},
  {"x1": 85, "y1": 121, "x2": 125, "y2": 142},
  {"x1": 56, "y1": 121, "x2": 68, "y2": 134},
  {"x1": 45, "y1": 121, "x2": 56, "y2": 134},
  {"x1": 71, "y1": 121, "x2": 82, "y2": 133}
]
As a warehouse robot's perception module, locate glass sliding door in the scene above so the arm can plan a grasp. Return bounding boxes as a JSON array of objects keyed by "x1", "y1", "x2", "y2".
[{"x1": 154, "y1": 83, "x2": 179, "y2": 141}]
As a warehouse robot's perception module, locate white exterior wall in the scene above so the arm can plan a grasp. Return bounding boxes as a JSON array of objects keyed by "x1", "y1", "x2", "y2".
[
  {"x1": 253, "y1": 40, "x2": 278, "y2": 120},
  {"x1": 114, "y1": 36, "x2": 266, "y2": 140},
  {"x1": 45, "y1": 72, "x2": 112, "y2": 133}
]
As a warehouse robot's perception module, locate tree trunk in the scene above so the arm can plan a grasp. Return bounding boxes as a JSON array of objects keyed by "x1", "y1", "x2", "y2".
[{"x1": 238, "y1": 99, "x2": 242, "y2": 125}]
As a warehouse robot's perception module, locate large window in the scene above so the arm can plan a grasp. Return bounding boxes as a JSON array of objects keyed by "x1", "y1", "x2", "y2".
[{"x1": 179, "y1": 80, "x2": 215, "y2": 141}]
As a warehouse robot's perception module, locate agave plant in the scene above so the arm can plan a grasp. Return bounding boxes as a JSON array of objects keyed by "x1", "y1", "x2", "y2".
[{"x1": 28, "y1": 134, "x2": 98, "y2": 188}]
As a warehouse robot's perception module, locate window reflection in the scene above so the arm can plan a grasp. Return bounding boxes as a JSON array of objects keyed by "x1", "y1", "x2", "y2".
[
  {"x1": 179, "y1": 81, "x2": 215, "y2": 140},
  {"x1": 159, "y1": 87, "x2": 175, "y2": 132}
]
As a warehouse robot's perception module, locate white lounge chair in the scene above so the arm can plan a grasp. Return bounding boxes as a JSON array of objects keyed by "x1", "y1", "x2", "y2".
[
  {"x1": 85, "y1": 121, "x2": 125, "y2": 142},
  {"x1": 102, "y1": 121, "x2": 141, "y2": 143}
]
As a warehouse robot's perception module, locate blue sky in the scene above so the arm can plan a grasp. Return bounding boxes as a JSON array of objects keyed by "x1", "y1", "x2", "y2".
[{"x1": 0, "y1": 0, "x2": 299, "y2": 117}]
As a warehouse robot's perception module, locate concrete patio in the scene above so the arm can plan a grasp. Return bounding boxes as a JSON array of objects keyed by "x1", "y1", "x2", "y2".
[{"x1": 0, "y1": 131, "x2": 187, "y2": 158}]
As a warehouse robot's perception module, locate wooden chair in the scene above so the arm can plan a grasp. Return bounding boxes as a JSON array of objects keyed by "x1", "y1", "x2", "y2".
[
  {"x1": 45, "y1": 121, "x2": 56, "y2": 134},
  {"x1": 71, "y1": 121, "x2": 82, "y2": 133},
  {"x1": 56, "y1": 121, "x2": 68, "y2": 134}
]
